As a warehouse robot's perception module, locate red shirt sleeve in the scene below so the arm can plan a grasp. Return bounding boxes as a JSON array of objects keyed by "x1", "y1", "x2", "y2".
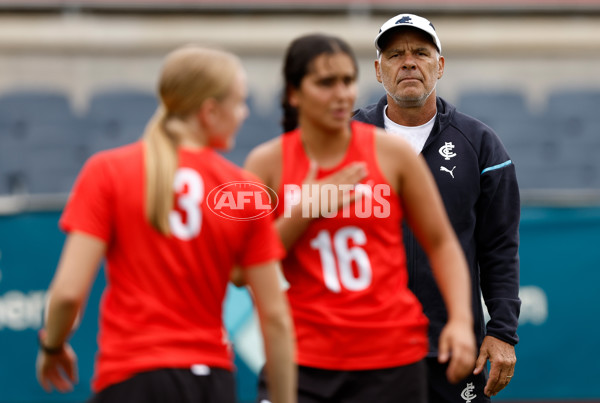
[
  {"x1": 59, "y1": 153, "x2": 114, "y2": 243},
  {"x1": 236, "y1": 169, "x2": 285, "y2": 268},
  {"x1": 238, "y1": 213, "x2": 285, "y2": 269}
]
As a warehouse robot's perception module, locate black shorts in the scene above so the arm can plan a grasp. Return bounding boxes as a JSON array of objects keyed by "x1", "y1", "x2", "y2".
[
  {"x1": 87, "y1": 366, "x2": 235, "y2": 403},
  {"x1": 257, "y1": 360, "x2": 427, "y2": 403},
  {"x1": 426, "y1": 357, "x2": 491, "y2": 403}
]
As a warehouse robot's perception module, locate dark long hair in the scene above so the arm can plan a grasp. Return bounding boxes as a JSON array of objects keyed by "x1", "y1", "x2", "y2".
[{"x1": 281, "y1": 33, "x2": 358, "y2": 133}]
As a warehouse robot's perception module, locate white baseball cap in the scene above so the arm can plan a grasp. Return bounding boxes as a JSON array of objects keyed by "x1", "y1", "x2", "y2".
[{"x1": 374, "y1": 14, "x2": 442, "y2": 56}]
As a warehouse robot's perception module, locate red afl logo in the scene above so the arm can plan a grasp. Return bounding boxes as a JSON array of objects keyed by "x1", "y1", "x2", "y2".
[{"x1": 206, "y1": 181, "x2": 278, "y2": 221}]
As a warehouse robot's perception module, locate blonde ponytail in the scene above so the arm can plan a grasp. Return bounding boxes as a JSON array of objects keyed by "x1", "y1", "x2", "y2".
[
  {"x1": 144, "y1": 106, "x2": 177, "y2": 235},
  {"x1": 143, "y1": 44, "x2": 242, "y2": 235}
]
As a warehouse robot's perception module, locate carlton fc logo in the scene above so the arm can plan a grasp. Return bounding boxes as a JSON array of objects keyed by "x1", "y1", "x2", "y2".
[
  {"x1": 439, "y1": 142, "x2": 457, "y2": 160},
  {"x1": 460, "y1": 382, "x2": 477, "y2": 403}
]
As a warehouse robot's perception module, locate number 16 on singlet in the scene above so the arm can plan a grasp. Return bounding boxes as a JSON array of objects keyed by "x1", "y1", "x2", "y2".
[{"x1": 310, "y1": 226, "x2": 372, "y2": 293}]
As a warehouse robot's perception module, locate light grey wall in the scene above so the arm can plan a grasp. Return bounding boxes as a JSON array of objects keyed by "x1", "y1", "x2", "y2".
[{"x1": 0, "y1": 12, "x2": 599, "y2": 114}]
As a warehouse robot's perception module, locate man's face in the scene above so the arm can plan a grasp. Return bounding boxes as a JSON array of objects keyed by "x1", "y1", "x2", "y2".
[{"x1": 375, "y1": 27, "x2": 444, "y2": 108}]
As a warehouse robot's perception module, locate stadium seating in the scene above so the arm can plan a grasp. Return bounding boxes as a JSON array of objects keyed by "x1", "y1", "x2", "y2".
[
  {"x1": 457, "y1": 90, "x2": 546, "y2": 148},
  {"x1": 545, "y1": 89, "x2": 600, "y2": 140},
  {"x1": 543, "y1": 90, "x2": 600, "y2": 157},
  {"x1": 0, "y1": 90, "x2": 83, "y2": 194},
  {"x1": 458, "y1": 90, "x2": 566, "y2": 189},
  {"x1": 541, "y1": 90, "x2": 600, "y2": 188},
  {"x1": 83, "y1": 89, "x2": 158, "y2": 157},
  {"x1": 2, "y1": 87, "x2": 599, "y2": 195}
]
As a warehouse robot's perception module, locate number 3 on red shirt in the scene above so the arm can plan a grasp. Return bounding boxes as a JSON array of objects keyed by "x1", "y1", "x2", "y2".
[{"x1": 169, "y1": 168, "x2": 205, "y2": 241}]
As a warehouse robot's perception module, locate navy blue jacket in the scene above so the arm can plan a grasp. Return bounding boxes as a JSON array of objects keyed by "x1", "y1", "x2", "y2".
[{"x1": 353, "y1": 95, "x2": 521, "y2": 355}]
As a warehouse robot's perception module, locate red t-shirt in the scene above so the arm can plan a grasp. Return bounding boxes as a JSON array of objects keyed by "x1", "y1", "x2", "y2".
[
  {"x1": 60, "y1": 142, "x2": 284, "y2": 392},
  {"x1": 276, "y1": 121, "x2": 428, "y2": 370}
]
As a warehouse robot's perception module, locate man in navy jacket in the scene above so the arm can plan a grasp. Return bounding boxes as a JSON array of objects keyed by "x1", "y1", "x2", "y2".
[{"x1": 353, "y1": 13, "x2": 521, "y2": 402}]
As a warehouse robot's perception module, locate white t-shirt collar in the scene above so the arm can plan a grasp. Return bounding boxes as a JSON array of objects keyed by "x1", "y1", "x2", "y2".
[{"x1": 383, "y1": 105, "x2": 436, "y2": 154}]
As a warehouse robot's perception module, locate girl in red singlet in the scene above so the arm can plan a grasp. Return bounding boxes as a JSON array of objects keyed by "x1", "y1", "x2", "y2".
[{"x1": 36, "y1": 45, "x2": 296, "y2": 403}]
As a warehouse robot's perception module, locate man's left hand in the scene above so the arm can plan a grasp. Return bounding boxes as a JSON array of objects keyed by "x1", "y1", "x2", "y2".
[{"x1": 473, "y1": 335, "x2": 516, "y2": 397}]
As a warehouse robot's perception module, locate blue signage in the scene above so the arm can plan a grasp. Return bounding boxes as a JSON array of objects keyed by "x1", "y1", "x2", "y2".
[{"x1": 1, "y1": 207, "x2": 600, "y2": 402}]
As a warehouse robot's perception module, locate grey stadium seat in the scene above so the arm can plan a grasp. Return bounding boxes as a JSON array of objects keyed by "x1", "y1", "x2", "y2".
[
  {"x1": 83, "y1": 89, "x2": 158, "y2": 156},
  {"x1": 0, "y1": 90, "x2": 83, "y2": 194}
]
